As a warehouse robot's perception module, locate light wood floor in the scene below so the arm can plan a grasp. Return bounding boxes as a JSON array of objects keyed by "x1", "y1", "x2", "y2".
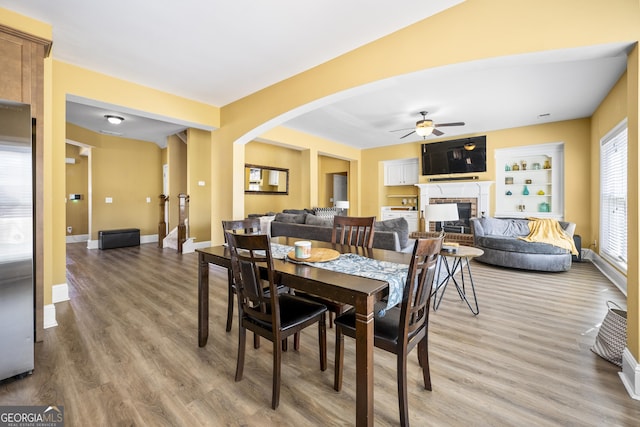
[{"x1": 1, "y1": 243, "x2": 639, "y2": 426}]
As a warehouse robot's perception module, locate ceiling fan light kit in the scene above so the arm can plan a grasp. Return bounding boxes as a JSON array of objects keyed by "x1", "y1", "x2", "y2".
[
  {"x1": 395, "y1": 111, "x2": 465, "y2": 140},
  {"x1": 415, "y1": 119, "x2": 434, "y2": 137}
]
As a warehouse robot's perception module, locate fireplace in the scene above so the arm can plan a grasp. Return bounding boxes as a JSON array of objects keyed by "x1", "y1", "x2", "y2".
[
  {"x1": 430, "y1": 199, "x2": 474, "y2": 234},
  {"x1": 415, "y1": 181, "x2": 493, "y2": 236}
]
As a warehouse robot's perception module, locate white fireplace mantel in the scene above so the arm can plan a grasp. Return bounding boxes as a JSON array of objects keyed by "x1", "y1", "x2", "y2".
[{"x1": 415, "y1": 181, "x2": 494, "y2": 217}]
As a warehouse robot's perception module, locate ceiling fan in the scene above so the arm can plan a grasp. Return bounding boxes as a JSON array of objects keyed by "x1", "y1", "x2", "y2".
[{"x1": 391, "y1": 111, "x2": 465, "y2": 139}]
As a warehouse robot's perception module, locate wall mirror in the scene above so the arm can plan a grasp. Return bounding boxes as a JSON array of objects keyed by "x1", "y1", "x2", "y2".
[{"x1": 244, "y1": 164, "x2": 289, "y2": 195}]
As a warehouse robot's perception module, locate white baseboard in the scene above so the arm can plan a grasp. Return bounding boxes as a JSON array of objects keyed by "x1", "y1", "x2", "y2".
[
  {"x1": 581, "y1": 249, "x2": 627, "y2": 296},
  {"x1": 52, "y1": 283, "x2": 69, "y2": 303},
  {"x1": 43, "y1": 304, "x2": 57, "y2": 329},
  {"x1": 582, "y1": 251, "x2": 637, "y2": 399},
  {"x1": 87, "y1": 234, "x2": 158, "y2": 250},
  {"x1": 66, "y1": 234, "x2": 89, "y2": 243},
  {"x1": 620, "y1": 348, "x2": 640, "y2": 400},
  {"x1": 141, "y1": 234, "x2": 158, "y2": 244}
]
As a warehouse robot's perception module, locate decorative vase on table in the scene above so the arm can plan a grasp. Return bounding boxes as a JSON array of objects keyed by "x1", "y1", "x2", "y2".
[{"x1": 522, "y1": 185, "x2": 529, "y2": 195}]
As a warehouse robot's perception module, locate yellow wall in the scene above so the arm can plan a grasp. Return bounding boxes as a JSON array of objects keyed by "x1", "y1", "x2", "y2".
[
  {"x1": 66, "y1": 124, "x2": 162, "y2": 239},
  {"x1": 187, "y1": 128, "x2": 212, "y2": 242},
  {"x1": 215, "y1": 0, "x2": 639, "y2": 241},
  {"x1": 318, "y1": 155, "x2": 350, "y2": 208},
  {"x1": 362, "y1": 120, "x2": 592, "y2": 236},
  {"x1": 64, "y1": 144, "x2": 88, "y2": 235},
  {"x1": 244, "y1": 141, "x2": 304, "y2": 215},
  {"x1": 49, "y1": 60, "x2": 219, "y2": 295}
]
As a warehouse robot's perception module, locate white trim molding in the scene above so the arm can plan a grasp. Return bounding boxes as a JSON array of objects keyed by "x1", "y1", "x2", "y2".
[
  {"x1": 582, "y1": 249, "x2": 627, "y2": 296},
  {"x1": 415, "y1": 181, "x2": 494, "y2": 217},
  {"x1": 43, "y1": 304, "x2": 57, "y2": 329},
  {"x1": 66, "y1": 234, "x2": 89, "y2": 243},
  {"x1": 620, "y1": 348, "x2": 640, "y2": 400},
  {"x1": 52, "y1": 283, "x2": 70, "y2": 303},
  {"x1": 141, "y1": 234, "x2": 159, "y2": 245}
]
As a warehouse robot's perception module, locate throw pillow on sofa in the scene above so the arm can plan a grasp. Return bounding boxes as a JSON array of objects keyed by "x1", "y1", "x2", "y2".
[
  {"x1": 375, "y1": 217, "x2": 409, "y2": 248},
  {"x1": 479, "y1": 217, "x2": 530, "y2": 236},
  {"x1": 305, "y1": 214, "x2": 334, "y2": 227},
  {"x1": 283, "y1": 209, "x2": 311, "y2": 215},
  {"x1": 313, "y1": 207, "x2": 338, "y2": 220},
  {"x1": 275, "y1": 212, "x2": 307, "y2": 224}
]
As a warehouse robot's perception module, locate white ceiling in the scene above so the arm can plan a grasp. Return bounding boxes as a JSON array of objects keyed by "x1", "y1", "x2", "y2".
[{"x1": 0, "y1": 0, "x2": 631, "y2": 149}]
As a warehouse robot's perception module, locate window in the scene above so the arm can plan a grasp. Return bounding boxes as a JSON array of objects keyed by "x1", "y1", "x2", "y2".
[{"x1": 600, "y1": 120, "x2": 627, "y2": 271}]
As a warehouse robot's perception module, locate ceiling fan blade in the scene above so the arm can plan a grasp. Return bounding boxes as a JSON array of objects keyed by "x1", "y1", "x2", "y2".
[
  {"x1": 432, "y1": 128, "x2": 444, "y2": 136},
  {"x1": 399, "y1": 130, "x2": 416, "y2": 139},
  {"x1": 389, "y1": 127, "x2": 415, "y2": 133},
  {"x1": 434, "y1": 122, "x2": 465, "y2": 127}
]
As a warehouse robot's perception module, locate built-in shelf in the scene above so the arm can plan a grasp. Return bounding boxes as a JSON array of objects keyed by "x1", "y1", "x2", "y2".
[{"x1": 495, "y1": 142, "x2": 564, "y2": 219}]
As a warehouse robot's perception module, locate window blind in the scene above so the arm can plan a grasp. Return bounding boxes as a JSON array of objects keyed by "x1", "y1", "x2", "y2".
[{"x1": 600, "y1": 122, "x2": 627, "y2": 270}]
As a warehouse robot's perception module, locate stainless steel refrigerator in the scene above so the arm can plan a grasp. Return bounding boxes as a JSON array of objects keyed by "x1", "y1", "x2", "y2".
[{"x1": 0, "y1": 100, "x2": 34, "y2": 381}]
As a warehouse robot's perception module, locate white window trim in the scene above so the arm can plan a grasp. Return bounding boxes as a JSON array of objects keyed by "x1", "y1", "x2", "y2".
[{"x1": 599, "y1": 118, "x2": 628, "y2": 273}]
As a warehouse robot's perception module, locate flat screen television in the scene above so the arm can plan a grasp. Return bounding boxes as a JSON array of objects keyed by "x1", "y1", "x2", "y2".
[{"x1": 421, "y1": 136, "x2": 487, "y2": 176}]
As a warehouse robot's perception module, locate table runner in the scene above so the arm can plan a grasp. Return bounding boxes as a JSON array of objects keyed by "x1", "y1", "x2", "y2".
[{"x1": 271, "y1": 243, "x2": 408, "y2": 314}]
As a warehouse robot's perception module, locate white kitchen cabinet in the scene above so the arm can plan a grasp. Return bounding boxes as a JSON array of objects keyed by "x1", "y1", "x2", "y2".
[
  {"x1": 380, "y1": 207, "x2": 419, "y2": 232},
  {"x1": 384, "y1": 158, "x2": 419, "y2": 186},
  {"x1": 494, "y1": 142, "x2": 564, "y2": 219}
]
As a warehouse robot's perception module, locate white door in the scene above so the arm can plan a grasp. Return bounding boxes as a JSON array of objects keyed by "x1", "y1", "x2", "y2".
[{"x1": 333, "y1": 174, "x2": 347, "y2": 204}]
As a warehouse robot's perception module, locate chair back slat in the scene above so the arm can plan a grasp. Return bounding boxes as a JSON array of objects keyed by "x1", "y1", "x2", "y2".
[
  {"x1": 332, "y1": 216, "x2": 376, "y2": 249},
  {"x1": 401, "y1": 237, "x2": 443, "y2": 338}
]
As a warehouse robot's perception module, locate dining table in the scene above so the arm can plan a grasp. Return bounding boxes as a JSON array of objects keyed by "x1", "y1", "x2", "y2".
[{"x1": 196, "y1": 236, "x2": 412, "y2": 427}]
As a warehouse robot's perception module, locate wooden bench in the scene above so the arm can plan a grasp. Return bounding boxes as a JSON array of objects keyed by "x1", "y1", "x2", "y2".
[{"x1": 98, "y1": 228, "x2": 140, "y2": 249}]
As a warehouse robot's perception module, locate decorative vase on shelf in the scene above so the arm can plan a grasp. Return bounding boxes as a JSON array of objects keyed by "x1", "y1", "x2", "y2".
[
  {"x1": 419, "y1": 210, "x2": 425, "y2": 232},
  {"x1": 522, "y1": 185, "x2": 529, "y2": 195}
]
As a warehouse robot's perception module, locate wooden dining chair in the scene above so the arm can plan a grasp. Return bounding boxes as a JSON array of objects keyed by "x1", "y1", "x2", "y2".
[
  {"x1": 332, "y1": 215, "x2": 376, "y2": 249},
  {"x1": 225, "y1": 232, "x2": 328, "y2": 410},
  {"x1": 221, "y1": 218, "x2": 261, "y2": 332},
  {"x1": 325, "y1": 216, "x2": 376, "y2": 326},
  {"x1": 333, "y1": 236, "x2": 443, "y2": 427}
]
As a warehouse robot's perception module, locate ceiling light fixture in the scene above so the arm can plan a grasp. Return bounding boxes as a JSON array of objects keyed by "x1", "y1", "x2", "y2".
[
  {"x1": 415, "y1": 119, "x2": 434, "y2": 137},
  {"x1": 105, "y1": 114, "x2": 124, "y2": 125}
]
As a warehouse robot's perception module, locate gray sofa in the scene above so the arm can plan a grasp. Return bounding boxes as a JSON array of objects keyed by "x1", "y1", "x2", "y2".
[
  {"x1": 262, "y1": 210, "x2": 415, "y2": 252},
  {"x1": 469, "y1": 217, "x2": 576, "y2": 272}
]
